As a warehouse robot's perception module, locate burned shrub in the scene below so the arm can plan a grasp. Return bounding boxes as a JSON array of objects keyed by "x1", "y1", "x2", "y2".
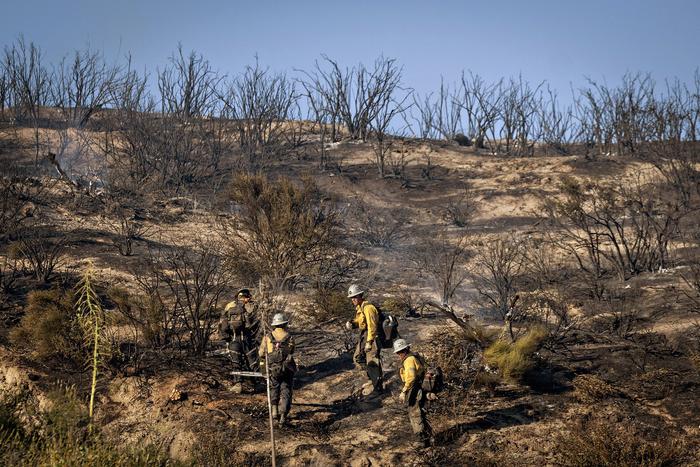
[
  {"x1": 681, "y1": 261, "x2": 700, "y2": 313},
  {"x1": 147, "y1": 240, "x2": 231, "y2": 354},
  {"x1": 541, "y1": 174, "x2": 689, "y2": 291},
  {"x1": 381, "y1": 289, "x2": 421, "y2": 318},
  {"x1": 556, "y1": 417, "x2": 696, "y2": 467},
  {"x1": 443, "y1": 186, "x2": 479, "y2": 228},
  {"x1": 0, "y1": 177, "x2": 34, "y2": 242},
  {"x1": 584, "y1": 283, "x2": 659, "y2": 339},
  {"x1": 423, "y1": 325, "x2": 490, "y2": 387},
  {"x1": 518, "y1": 239, "x2": 579, "y2": 339},
  {"x1": 104, "y1": 206, "x2": 151, "y2": 257},
  {"x1": 106, "y1": 285, "x2": 165, "y2": 349},
  {"x1": 0, "y1": 255, "x2": 20, "y2": 298},
  {"x1": 354, "y1": 202, "x2": 407, "y2": 248},
  {"x1": 221, "y1": 174, "x2": 343, "y2": 291},
  {"x1": 411, "y1": 229, "x2": 471, "y2": 306},
  {"x1": 14, "y1": 226, "x2": 67, "y2": 283},
  {"x1": 470, "y1": 234, "x2": 525, "y2": 320}
]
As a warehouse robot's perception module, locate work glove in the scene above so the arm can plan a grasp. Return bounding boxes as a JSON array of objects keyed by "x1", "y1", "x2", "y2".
[
  {"x1": 398, "y1": 391, "x2": 406, "y2": 403},
  {"x1": 345, "y1": 321, "x2": 353, "y2": 331},
  {"x1": 364, "y1": 341, "x2": 373, "y2": 352}
]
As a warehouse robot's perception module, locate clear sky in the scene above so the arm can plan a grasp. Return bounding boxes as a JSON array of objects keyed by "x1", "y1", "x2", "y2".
[{"x1": 1, "y1": 0, "x2": 698, "y2": 99}]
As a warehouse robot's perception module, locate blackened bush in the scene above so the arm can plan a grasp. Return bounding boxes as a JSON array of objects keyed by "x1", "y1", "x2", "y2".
[
  {"x1": 222, "y1": 174, "x2": 343, "y2": 291},
  {"x1": 556, "y1": 418, "x2": 695, "y2": 467},
  {"x1": 355, "y1": 202, "x2": 407, "y2": 248},
  {"x1": 15, "y1": 226, "x2": 67, "y2": 283},
  {"x1": 470, "y1": 234, "x2": 524, "y2": 320},
  {"x1": 443, "y1": 186, "x2": 479, "y2": 227},
  {"x1": 423, "y1": 325, "x2": 491, "y2": 386}
]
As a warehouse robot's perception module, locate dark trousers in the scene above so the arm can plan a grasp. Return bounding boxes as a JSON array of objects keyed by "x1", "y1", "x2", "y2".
[
  {"x1": 353, "y1": 333, "x2": 383, "y2": 390},
  {"x1": 407, "y1": 386, "x2": 432, "y2": 440},
  {"x1": 228, "y1": 337, "x2": 259, "y2": 382},
  {"x1": 270, "y1": 369, "x2": 294, "y2": 416}
]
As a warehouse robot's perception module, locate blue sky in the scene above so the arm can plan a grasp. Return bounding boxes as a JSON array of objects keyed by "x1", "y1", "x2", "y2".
[{"x1": 2, "y1": 0, "x2": 698, "y2": 99}]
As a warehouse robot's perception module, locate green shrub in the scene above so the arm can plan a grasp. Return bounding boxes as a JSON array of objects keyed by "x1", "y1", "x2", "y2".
[
  {"x1": 483, "y1": 326, "x2": 547, "y2": 383},
  {"x1": 307, "y1": 288, "x2": 353, "y2": 323},
  {"x1": 9, "y1": 289, "x2": 83, "y2": 360},
  {"x1": 382, "y1": 296, "x2": 413, "y2": 317}
]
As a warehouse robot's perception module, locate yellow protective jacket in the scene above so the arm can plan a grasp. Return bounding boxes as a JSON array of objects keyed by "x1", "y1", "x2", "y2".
[
  {"x1": 399, "y1": 354, "x2": 425, "y2": 394},
  {"x1": 354, "y1": 302, "x2": 379, "y2": 342},
  {"x1": 259, "y1": 328, "x2": 295, "y2": 358}
]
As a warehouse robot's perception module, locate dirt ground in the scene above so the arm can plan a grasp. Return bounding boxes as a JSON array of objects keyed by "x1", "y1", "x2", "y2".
[{"x1": 2, "y1": 131, "x2": 700, "y2": 466}]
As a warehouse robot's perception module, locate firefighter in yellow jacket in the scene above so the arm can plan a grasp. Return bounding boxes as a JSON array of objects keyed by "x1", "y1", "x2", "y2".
[
  {"x1": 394, "y1": 338, "x2": 433, "y2": 447},
  {"x1": 345, "y1": 284, "x2": 384, "y2": 393},
  {"x1": 259, "y1": 313, "x2": 296, "y2": 427}
]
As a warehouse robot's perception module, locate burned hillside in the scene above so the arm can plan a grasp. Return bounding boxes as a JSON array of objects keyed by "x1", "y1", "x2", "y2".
[{"x1": 1, "y1": 39, "x2": 700, "y2": 466}]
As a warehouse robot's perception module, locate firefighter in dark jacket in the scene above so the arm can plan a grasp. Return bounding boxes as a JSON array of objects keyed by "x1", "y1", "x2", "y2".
[
  {"x1": 259, "y1": 313, "x2": 296, "y2": 427},
  {"x1": 218, "y1": 288, "x2": 261, "y2": 393}
]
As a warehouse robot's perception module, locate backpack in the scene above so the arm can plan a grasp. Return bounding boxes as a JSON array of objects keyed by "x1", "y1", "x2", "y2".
[
  {"x1": 362, "y1": 303, "x2": 399, "y2": 349},
  {"x1": 415, "y1": 353, "x2": 444, "y2": 394},
  {"x1": 266, "y1": 334, "x2": 292, "y2": 376}
]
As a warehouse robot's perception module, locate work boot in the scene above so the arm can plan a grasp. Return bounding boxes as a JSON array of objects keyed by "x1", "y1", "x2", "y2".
[
  {"x1": 271, "y1": 406, "x2": 278, "y2": 419},
  {"x1": 278, "y1": 413, "x2": 287, "y2": 428}
]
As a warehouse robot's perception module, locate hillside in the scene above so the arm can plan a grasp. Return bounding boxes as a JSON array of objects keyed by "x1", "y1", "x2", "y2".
[{"x1": 2, "y1": 117, "x2": 700, "y2": 466}]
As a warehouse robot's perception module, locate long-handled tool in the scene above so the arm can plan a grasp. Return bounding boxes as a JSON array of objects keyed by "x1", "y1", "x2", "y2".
[{"x1": 207, "y1": 345, "x2": 277, "y2": 467}]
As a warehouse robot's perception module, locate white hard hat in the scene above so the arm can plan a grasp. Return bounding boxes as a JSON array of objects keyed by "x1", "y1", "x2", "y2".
[
  {"x1": 271, "y1": 313, "x2": 288, "y2": 327},
  {"x1": 392, "y1": 338, "x2": 410, "y2": 353},
  {"x1": 347, "y1": 284, "x2": 364, "y2": 298}
]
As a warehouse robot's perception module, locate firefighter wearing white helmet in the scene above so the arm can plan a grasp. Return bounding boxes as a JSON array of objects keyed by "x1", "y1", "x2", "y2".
[
  {"x1": 345, "y1": 284, "x2": 384, "y2": 394},
  {"x1": 394, "y1": 338, "x2": 433, "y2": 447},
  {"x1": 259, "y1": 313, "x2": 296, "y2": 427}
]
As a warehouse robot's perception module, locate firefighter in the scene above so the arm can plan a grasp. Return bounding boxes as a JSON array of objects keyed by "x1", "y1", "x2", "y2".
[
  {"x1": 394, "y1": 338, "x2": 433, "y2": 447},
  {"x1": 218, "y1": 288, "x2": 261, "y2": 393},
  {"x1": 345, "y1": 284, "x2": 384, "y2": 394},
  {"x1": 259, "y1": 313, "x2": 296, "y2": 427}
]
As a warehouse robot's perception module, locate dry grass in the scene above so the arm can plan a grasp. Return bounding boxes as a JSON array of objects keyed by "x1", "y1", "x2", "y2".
[{"x1": 483, "y1": 326, "x2": 547, "y2": 383}]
